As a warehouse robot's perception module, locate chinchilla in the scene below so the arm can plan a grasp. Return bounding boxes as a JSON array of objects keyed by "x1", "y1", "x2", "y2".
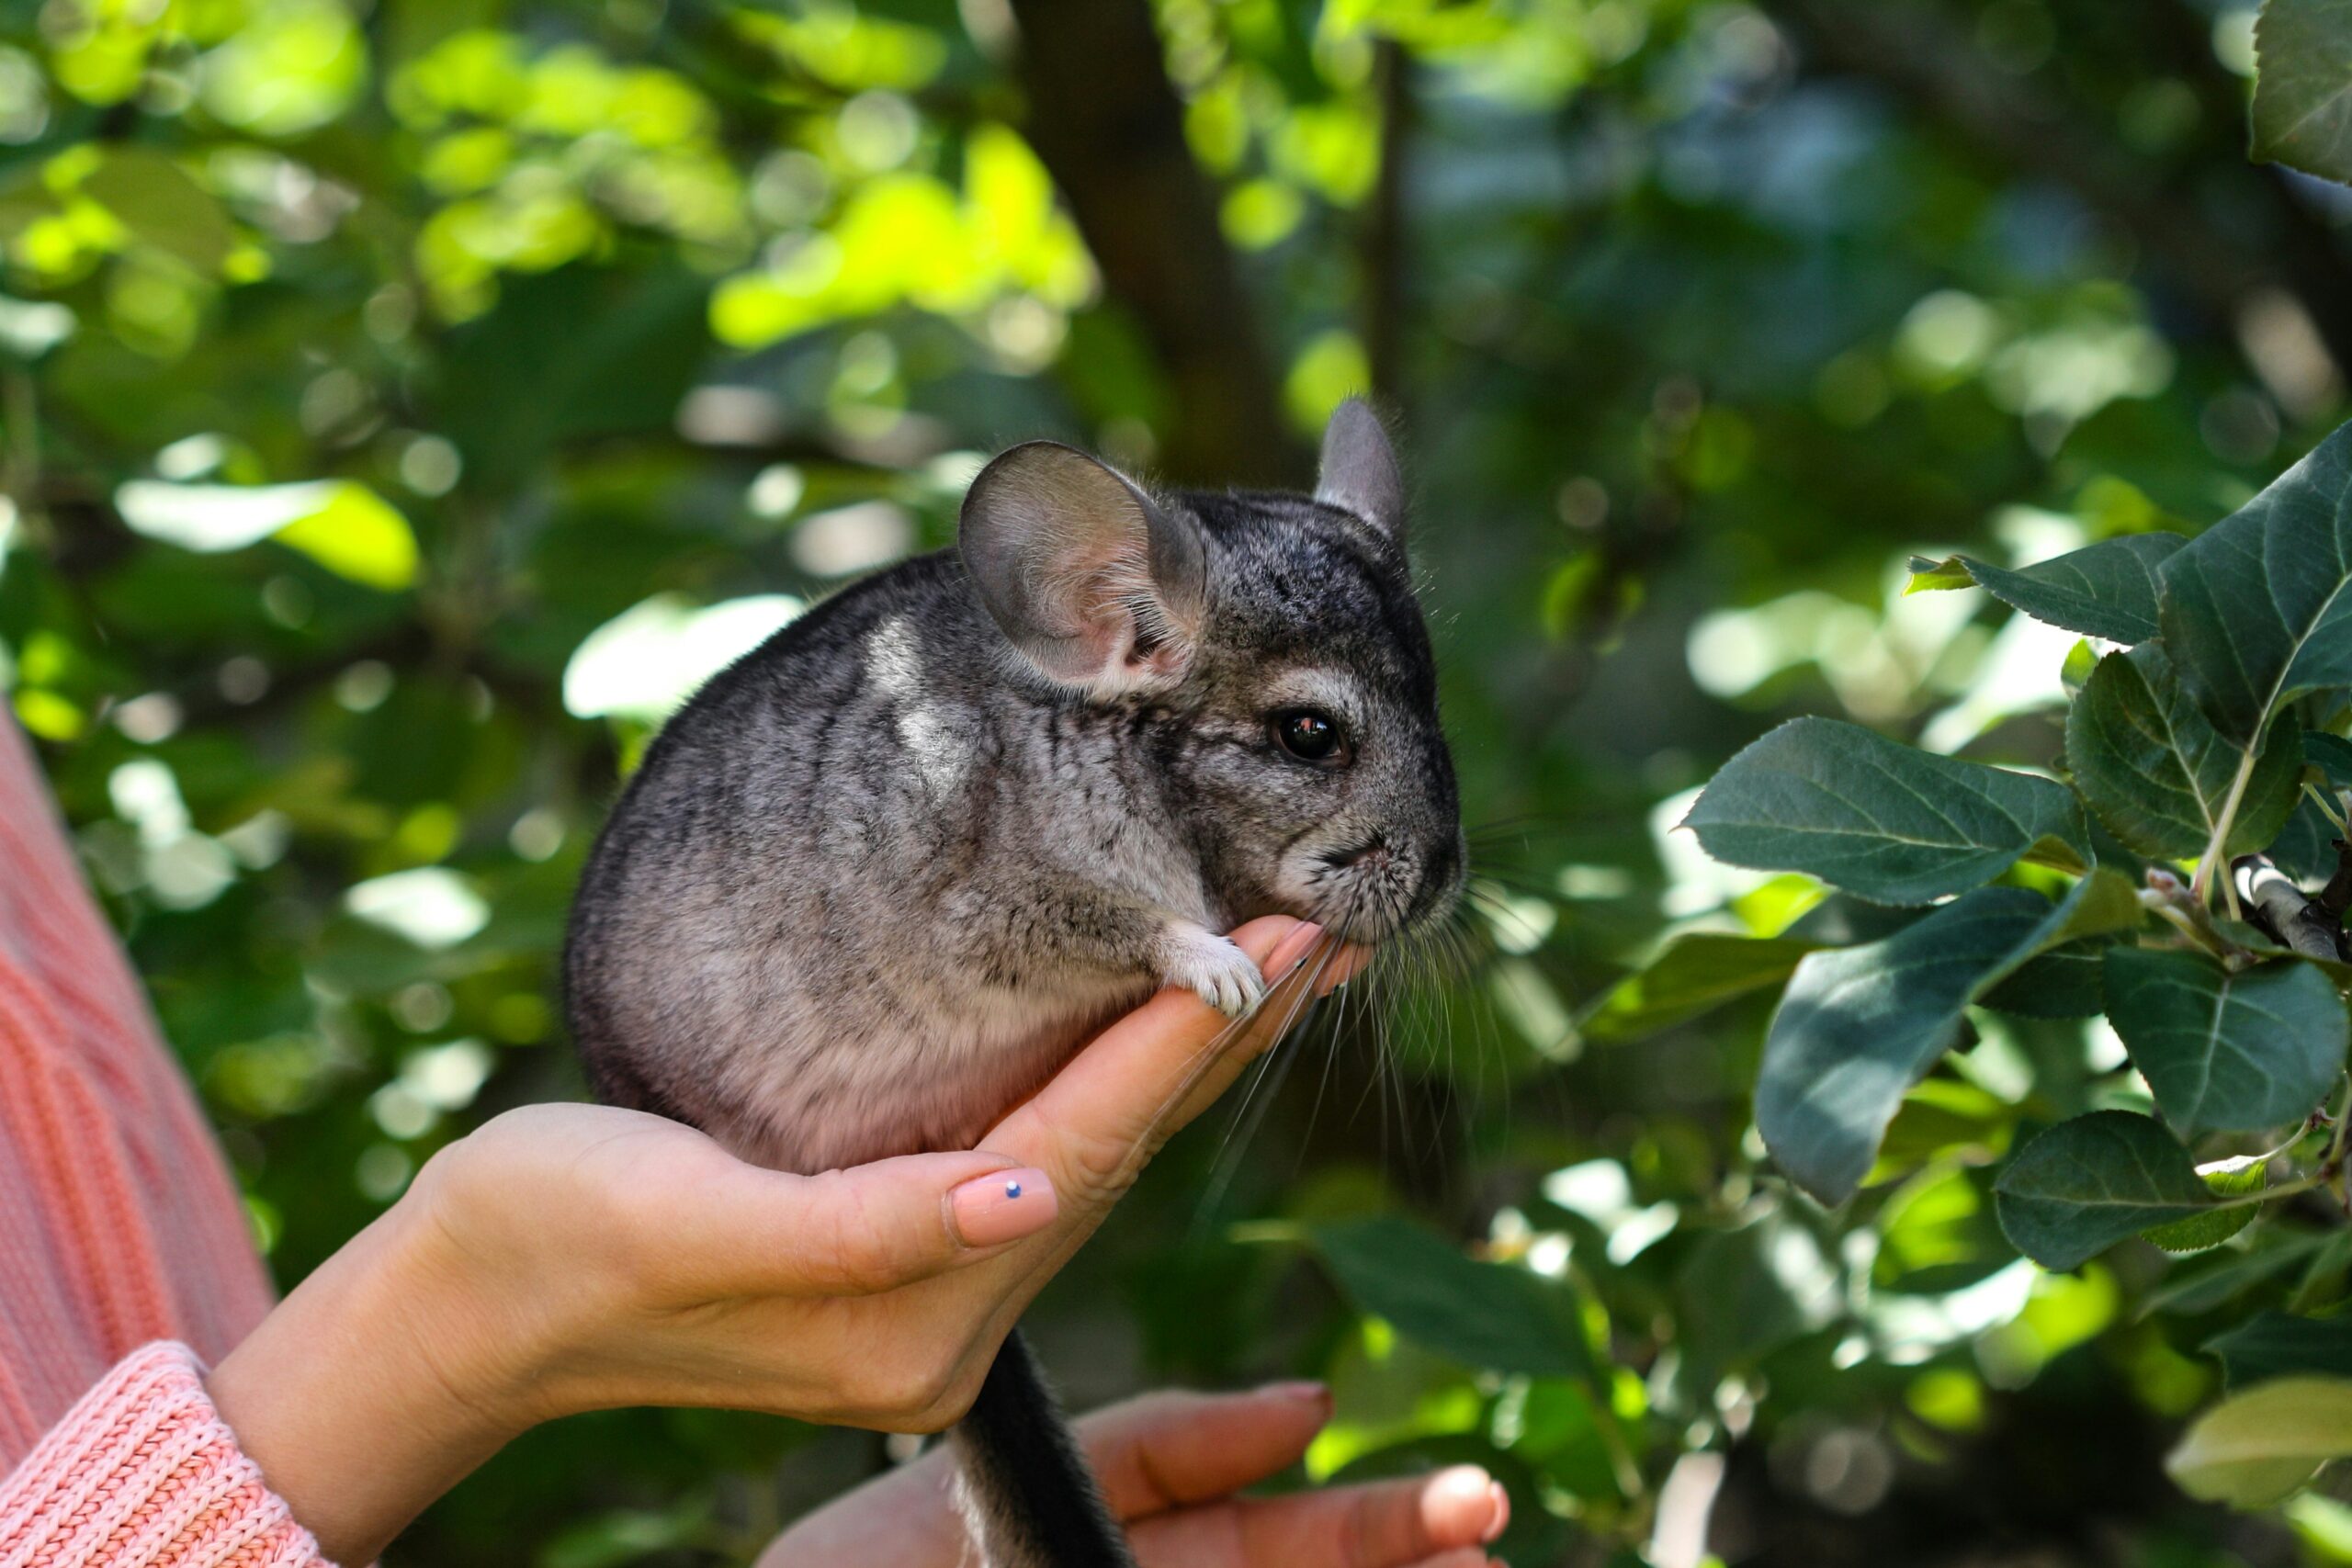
[{"x1": 564, "y1": 399, "x2": 1464, "y2": 1568}]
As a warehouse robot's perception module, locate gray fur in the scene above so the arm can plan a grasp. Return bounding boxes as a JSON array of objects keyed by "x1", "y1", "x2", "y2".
[
  {"x1": 568, "y1": 400, "x2": 1462, "y2": 1177},
  {"x1": 564, "y1": 401, "x2": 1463, "y2": 1564}
]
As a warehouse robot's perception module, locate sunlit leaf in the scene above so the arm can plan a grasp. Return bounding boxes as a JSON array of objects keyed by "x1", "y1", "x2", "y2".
[
  {"x1": 2143, "y1": 1158, "x2": 2267, "y2": 1254},
  {"x1": 116, "y1": 478, "x2": 417, "y2": 589},
  {"x1": 2167, "y1": 1375, "x2": 2352, "y2": 1507},
  {"x1": 561, "y1": 593, "x2": 805, "y2": 723}
]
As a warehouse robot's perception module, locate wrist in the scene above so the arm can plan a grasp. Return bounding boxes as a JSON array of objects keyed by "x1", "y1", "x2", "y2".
[{"x1": 207, "y1": 1184, "x2": 540, "y2": 1563}]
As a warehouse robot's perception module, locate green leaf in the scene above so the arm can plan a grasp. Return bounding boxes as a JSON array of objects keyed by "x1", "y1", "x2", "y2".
[
  {"x1": 2104, "y1": 948, "x2": 2347, "y2": 1140},
  {"x1": 2166, "y1": 1375, "x2": 2352, "y2": 1507},
  {"x1": 2144, "y1": 1158, "x2": 2267, "y2": 1253},
  {"x1": 2251, "y1": 0, "x2": 2352, "y2": 186},
  {"x1": 1686, "y1": 716, "x2": 2089, "y2": 907},
  {"x1": 81, "y1": 149, "x2": 236, "y2": 273},
  {"x1": 1758, "y1": 881, "x2": 2112, "y2": 1204},
  {"x1": 1993, "y1": 1111, "x2": 2217, "y2": 1270},
  {"x1": 434, "y1": 265, "x2": 713, "y2": 494},
  {"x1": 2209, "y1": 1311, "x2": 2352, "y2": 1390},
  {"x1": 113, "y1": 479, "x2": 418, "y2": 591},
  {"x1": 2066, "y1": 644, "x2": 2304, "y2": 862},
  {"x1": 1979, "y1": 941, "x2": 2112, "y2": 1018},
  {"x1": 2144, "y1": 1233, "x2": 2334, "y2": 1318},
  {"x1": 2309, "y1": 732, "x2": 2352, "y2": 792},
  {"x1": 1905, "y1": 535, "x2": 2184, "y2": 643},
  {"x1": 2158, "y1": 422, "x2": 2352, "y2": 746},
  {"x1": 1309, "y1": 1216, "x2": 1590, "y2": 1379},
  {"x1": 1577, "y1": 932, "x2": 1818, "y2": 1044}
]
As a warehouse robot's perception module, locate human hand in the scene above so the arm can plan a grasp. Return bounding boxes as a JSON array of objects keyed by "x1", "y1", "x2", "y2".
[
  {"x1": 763, "y1": 1382, "x2": 1510, "y2": 1568},
  {"x1": 208, "y1": 916, "x2": 1363, "y2": 1564}
]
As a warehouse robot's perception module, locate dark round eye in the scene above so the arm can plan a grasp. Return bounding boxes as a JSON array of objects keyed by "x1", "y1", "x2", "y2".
[{"x1": 1272, "y1": 708, "x2": 1347, "y2": 764}]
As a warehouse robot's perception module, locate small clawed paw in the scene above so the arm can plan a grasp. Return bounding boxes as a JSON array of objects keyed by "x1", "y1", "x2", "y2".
[{"x1": 1165, "y1": 934, "x2": 1266, "y2": 1021}]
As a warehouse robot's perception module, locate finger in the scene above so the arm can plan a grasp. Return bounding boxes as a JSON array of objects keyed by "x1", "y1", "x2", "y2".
[
  {"x1": 1219, "y1": 1465, "x2": 1508, "y2": 1567},
  {"x1": 681, "y1": 1151, "x2": 1059, "y2": 1298},
  {"x1": 1072, "y1": 1383, "x2": 1333, "y2": 1519},
  {"x1": 980, "y1": 916, "x2": 1310, "y2": 1215}
]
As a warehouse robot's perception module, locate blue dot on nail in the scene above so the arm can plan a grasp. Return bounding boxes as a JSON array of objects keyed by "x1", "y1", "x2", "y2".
[{"x1": 1004, "y1": 1180, "x2": 1023, "y2": 1199}]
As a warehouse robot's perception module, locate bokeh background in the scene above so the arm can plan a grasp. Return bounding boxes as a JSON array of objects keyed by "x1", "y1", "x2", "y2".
[{"x1": 2, "y1": 0, "x2": 2346, "y2": 1562}]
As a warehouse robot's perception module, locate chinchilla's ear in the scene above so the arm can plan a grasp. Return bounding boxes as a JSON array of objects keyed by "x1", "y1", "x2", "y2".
[
  {"x1": 1315, "y1": 398, "x2": 1405, "y2": 544},
  {"x1": 959, "y1": 441, "x2": 1205, "y2": 697}
]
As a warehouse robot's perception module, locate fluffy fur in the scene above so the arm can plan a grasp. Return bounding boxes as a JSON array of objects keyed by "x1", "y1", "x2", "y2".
[{"x1": 565, "y1": 401, "x2": 1463, "y2": 1564}]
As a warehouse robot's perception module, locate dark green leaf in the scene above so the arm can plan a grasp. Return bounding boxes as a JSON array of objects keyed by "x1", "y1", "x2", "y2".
[
  {"x1": 1758, "y1": 881, "x2": 2114, "y2": 1204},
  {"x1": 1578, "y1": 933, "x2": 1818, "y2": 1044},
  {"x1": 1309, "y1": 1216, "x2": 1590, "y2": 1379},
  {"x1": 1906, "y1": 535, "x2": 2184, "y2": 643},
  {"x1": 1673, "y1": 1211, "x2": 1841, "y2": 1376},
  {"x1": 434, "y1": 265, "x2": 713, "y2": 493},
  {"x1": 1686, "y1": 716, "x2": 2088, "y2": 906},
  {"x1": 2309, "y1": 732, "x2": 2352, "y2": 791},
  {"x1": 1993, "y1": 1111, "x2": 2217, "y2": 1269},
  {"x1": 2104, "y1": 948, "x2": 2347, "y2": 1140},
  {"x1": 2066, "y1": 643, "x2": 2303, "y2": 861},
  {"x1": 2158, "y1": 422, "x2": 2352, "y2": 745},
  {"x1": 1980, "y1": 941, "x2": 2112, "y2": 1018},
  {"x1": 2144, "y1": 1233, "x2": 2334, "y2": 1318},
  {"x1": 2251, "y1": 0, "x2": 2352, "y2": 186},
  {"x1": 2209, "y1": 1310, "x2": 2352, "y2": 1390}
]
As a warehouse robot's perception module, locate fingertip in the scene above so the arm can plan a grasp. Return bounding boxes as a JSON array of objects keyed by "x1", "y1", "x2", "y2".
[
  {"x1": 1226, "y1": 914, "x2": 1306, "y2": 965},
  {"x1": 1264, "y1": 920, "x2": 1325, "y2": 978},
  {"x1": 1421, "y1": 1466, "x2": 1506, "y2": 1549}
]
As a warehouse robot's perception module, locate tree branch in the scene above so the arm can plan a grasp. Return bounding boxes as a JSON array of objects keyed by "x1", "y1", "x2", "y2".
[{"x1": 1001, "y1": 0, "x2": 1298, "y2": 485}]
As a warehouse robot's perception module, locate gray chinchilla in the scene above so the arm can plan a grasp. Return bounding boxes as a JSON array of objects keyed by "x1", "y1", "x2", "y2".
[{"x1": 564, "y1": 399, "x2": 1464, "y2": 1568}]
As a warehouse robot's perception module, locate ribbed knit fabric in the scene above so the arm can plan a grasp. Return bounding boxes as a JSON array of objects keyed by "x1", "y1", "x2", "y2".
[
  {"x1": 0, "y1": 1344, "x2": 324, "y2": 1568},
  {"x1": 0, "y1": 715, "x2": 318, "y2": 1563}
]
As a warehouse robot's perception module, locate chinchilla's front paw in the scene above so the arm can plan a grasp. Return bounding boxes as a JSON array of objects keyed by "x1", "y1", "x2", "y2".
[{"x1": 1156, "y1": 925, "x2": 1267, "y2": 1021}]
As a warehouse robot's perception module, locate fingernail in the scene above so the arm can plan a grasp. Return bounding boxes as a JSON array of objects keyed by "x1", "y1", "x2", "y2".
[
  {"x1": 1262, "y1": 1379, "x2": 1330, "y2": 1412},
  {"x1": 1483, "y1": 1480, "x2": 1510, "y2": 1543},
  {"x1": 1268, "y1": 921, "x2": 1325, "y2": 977},
  {"x1": 949, "y1": 1168, "x2": 1057, "y2": 1247}
]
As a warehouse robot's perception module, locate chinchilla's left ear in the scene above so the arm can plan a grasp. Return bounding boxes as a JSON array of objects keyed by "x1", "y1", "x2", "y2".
[
  {"x1": 1315, "y1": 398, "x2": 1405, "y2": 545},
  {"x1": 958, "y1": 442, "x2": 1205, "y2": 698}
]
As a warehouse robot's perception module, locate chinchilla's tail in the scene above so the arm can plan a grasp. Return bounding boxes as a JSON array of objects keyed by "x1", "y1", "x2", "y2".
[{"x1": 949, "y1": 1327, "x2": 1136, "y2": 1568}]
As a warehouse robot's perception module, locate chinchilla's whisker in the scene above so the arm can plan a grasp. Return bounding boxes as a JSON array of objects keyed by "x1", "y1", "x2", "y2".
[{"x1": 1193, "y1": 932, "x2": 1347, "y2": 1227}]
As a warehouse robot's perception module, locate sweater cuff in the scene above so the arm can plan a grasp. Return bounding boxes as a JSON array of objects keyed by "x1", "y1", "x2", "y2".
[{"x1": 0, "y1": 1342, "x2": 333, "y2": 1568}]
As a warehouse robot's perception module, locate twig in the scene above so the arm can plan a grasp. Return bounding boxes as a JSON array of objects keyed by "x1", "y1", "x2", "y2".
[
  {"x1": 2234, "y1": 853, "x2": 2351, "y2": 963},
  {"x1": 2193, "y1": 748, "x2": 2259, "y2": 917},
  {"x1": 2142, "y1": 868, "x2": 2256, "y2": 969},
  {"x1": 2320, "y1": 840, "x2": 2352, "y2": 923}
]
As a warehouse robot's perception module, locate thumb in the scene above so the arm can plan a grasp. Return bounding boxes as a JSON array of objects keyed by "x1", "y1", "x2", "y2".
[{"x1": 690, "y1": 1151, "x2": 1060, "y2": 1299}]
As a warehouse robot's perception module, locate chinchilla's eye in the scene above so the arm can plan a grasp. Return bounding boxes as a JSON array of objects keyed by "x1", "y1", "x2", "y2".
[{"x1": 1272, "y1": 708, "x2": 1349, "y2": 764}]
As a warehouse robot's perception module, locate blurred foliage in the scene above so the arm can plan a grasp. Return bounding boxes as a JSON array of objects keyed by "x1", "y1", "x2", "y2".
[{"x1": 6, "y1": 0, "x2": 2352, "y2": 1562}]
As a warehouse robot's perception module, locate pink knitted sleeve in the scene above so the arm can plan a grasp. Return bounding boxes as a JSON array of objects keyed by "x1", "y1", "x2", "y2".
[{"x1": 0, "y1": 1343, "x2": 331, "y2": 1568}]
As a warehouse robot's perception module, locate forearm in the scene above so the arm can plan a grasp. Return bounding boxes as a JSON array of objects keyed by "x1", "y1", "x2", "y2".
[{"x1": 204, "y1": 1201, "x2": 530, "y2": 1566}]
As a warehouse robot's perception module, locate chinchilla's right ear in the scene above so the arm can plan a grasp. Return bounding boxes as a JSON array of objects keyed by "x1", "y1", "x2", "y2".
[{"x1": 958, "y1": 442, "x2": 1205, "y2": 698}]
